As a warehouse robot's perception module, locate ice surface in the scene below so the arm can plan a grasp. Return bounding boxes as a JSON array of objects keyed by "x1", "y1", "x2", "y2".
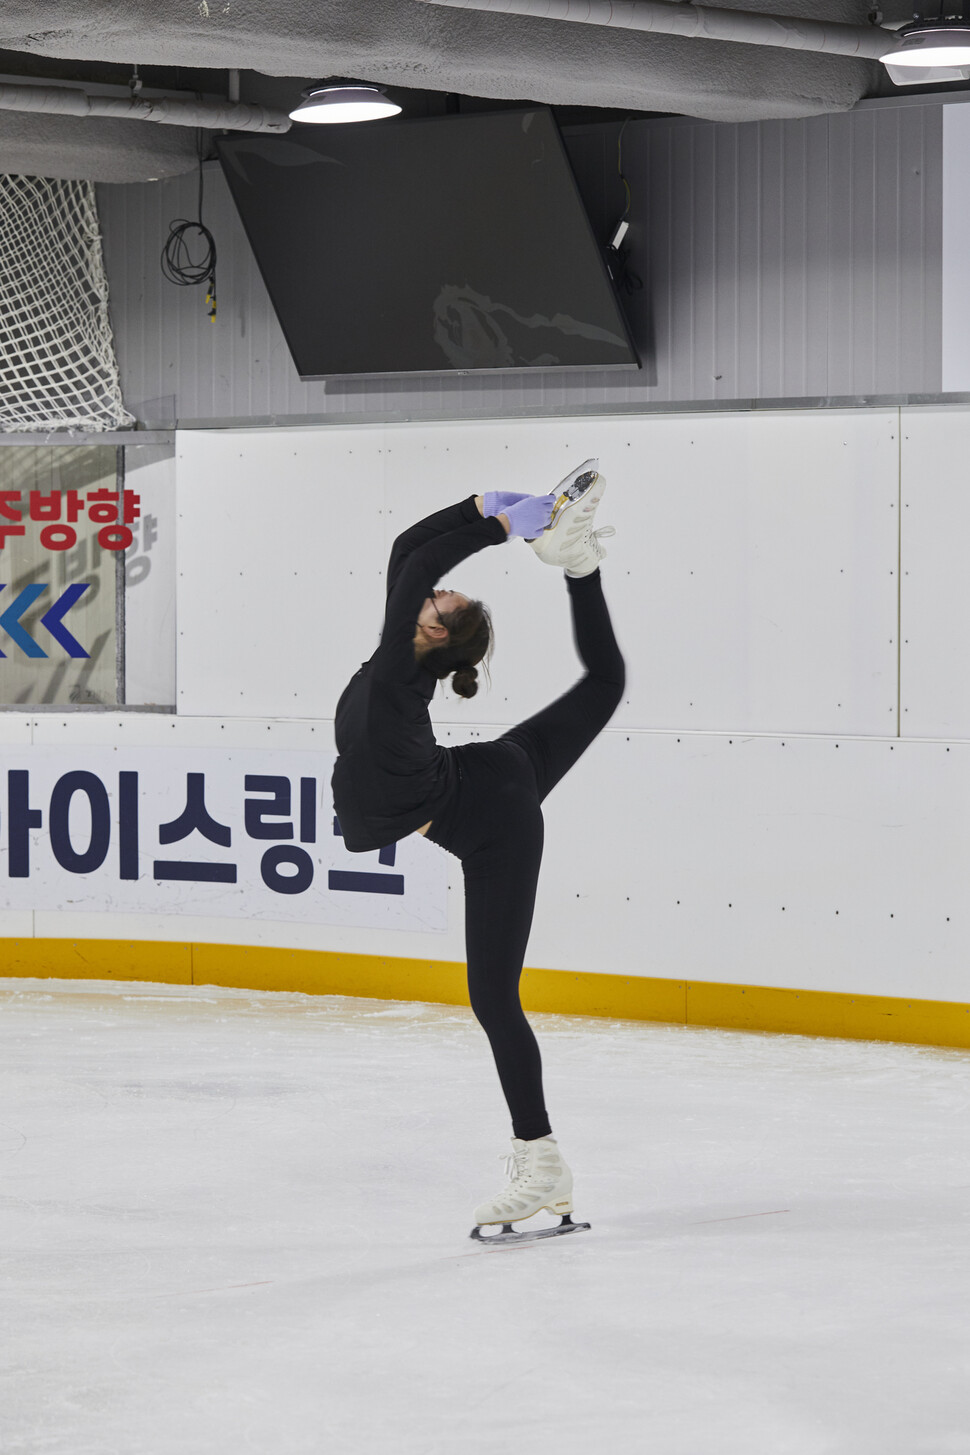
[{"x1": 1, "y1": 977, "x2": 969, "y2": 1455}]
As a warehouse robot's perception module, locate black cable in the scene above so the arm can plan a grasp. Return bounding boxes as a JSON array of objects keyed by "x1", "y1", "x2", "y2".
[
  {"x1": 617, "y1": 116, "x2": 632, "y2": 223},
  {"x1": 605, "y1": 117, "x2": 643, "y2": 298},
  {"x1": 160, "y1": 136, "x2": 217, "y2": 320}
]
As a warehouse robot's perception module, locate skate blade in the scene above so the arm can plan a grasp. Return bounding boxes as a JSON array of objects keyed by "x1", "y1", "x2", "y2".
[
  {"x1": 546, "y1": 472, "x2": 600, "y2": 531},
  {"x1": 469, "y1": 1213, "x2": 591, "y2": 1248}
]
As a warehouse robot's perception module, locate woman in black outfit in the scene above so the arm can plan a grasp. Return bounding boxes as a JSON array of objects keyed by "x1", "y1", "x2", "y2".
[{"x1": 332, "y1": 461, "x2": 624, "y2": 1234}]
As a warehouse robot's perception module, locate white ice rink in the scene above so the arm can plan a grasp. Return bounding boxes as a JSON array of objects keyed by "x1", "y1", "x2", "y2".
[{"x1": 2, "y1": 977, "x2": 969, "y2": 1455}]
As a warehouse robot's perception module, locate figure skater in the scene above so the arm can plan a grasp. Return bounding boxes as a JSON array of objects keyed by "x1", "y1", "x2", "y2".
[{"x1": 332, "y1": 460, "x2": 624, "y2": 1241}]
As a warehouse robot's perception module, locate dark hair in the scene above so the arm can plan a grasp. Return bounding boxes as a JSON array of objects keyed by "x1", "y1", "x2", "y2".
[{"x1": 422, "y1": 598, "x2": 493, "y2": 699}]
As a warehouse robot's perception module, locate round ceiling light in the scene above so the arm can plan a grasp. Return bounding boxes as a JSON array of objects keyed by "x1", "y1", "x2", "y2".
[
  {"x1": 289, "y1": 82, "x2": 402, "y2": 124},
  {"x1": 881, "y1": 22, "x2": 970, "y2": 68}
]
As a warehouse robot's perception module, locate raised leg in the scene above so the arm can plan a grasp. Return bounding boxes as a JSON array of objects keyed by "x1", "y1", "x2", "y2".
[{"x1": 501, "y1": 567, "x2": 625, "y2": 803}]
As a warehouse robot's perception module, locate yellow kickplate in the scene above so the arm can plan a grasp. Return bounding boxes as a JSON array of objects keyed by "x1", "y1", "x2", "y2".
[
  {"x1": 521, "y1": 966, "x2": 687, "y2": 1025},
  {"x1": 191, "y1": 944, "x2": 469, "y2": 1006},
  {"x1": 0, "y1": 938, "x2": 192, "y2": 985},
  {"x1": 686, "y1": 980, "x2": 970, "y2": 1050},
  {"x1": 0, "y1": 939, "x2": 967, "y2": 1051}
]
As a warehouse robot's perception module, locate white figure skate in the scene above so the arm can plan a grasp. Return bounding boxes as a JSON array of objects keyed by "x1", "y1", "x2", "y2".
[
  {"x1": 528, "y1": 459, "x2": 615, "y2": 577},
  {"x1": 469, "y1": 1136, "x2": 591, "y2": 1247}
]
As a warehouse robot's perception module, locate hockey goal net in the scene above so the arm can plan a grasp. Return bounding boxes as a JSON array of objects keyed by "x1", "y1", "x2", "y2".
[{"x1": 0, "y1": 174, "x2": 133, "y2": 432}]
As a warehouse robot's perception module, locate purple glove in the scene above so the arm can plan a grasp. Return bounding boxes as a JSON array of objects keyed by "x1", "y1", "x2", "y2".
[
  {"x1": 501, "y1": 493, "x2": 557, "y2": 539},
  {"x1": 483, "y1": 490, "x2": 533, "y2": 516}
]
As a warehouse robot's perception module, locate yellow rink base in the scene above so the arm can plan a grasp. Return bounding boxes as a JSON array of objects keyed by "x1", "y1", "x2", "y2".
[{"x1": 1, "y1": 938, "x2": 969, "y2": 1051}]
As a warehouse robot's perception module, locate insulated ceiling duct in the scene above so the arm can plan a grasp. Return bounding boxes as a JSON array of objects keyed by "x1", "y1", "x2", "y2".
[
  {"x1": 0, "y1": 81, "x2": 291, "y2": 133},
  {"x1": 0, "y1": 0, "x2": 919, "y2": 181},
  {"x1": 413, "y1": 0, "x2": 897, "y2": 63}
]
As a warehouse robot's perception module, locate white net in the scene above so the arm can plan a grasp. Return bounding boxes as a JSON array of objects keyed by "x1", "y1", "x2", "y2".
[{"x1": 0, "y1": 175, "x2": 133, "y2": 432}]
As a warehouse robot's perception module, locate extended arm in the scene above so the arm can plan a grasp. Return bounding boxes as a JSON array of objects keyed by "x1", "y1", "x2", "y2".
[
  {"x1": 374, "y1": 497, "x2": 507, "y2": 682},
  {"x1": 385, "y1": 496, "x2": 506, "y2": 598}
]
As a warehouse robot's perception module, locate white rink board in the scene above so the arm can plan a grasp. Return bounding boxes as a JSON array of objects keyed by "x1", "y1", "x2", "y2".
[
  {"x1": 531, "y1": 728, "x2": 970, "y2": 1003},
  {"x1": 900, "y1": 406, "x2": 970, "y2": 739},
  {"x1": 14, "y1": 406, "x2": 970, "y2": 1006},
  {"x1": 6, "y1": 714, "x2": 970, "y2": 1006},
  {"x1": 175, "y1": 411, "x2": 900, "y2": 736},
  {"x1": 0, "y1": 719, "x2": 446, "y2": 934}
]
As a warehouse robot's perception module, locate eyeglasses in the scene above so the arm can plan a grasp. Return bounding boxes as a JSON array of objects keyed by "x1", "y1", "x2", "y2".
[{"x1": 430, "y1": 591, "x2": 446, "y2": 626}]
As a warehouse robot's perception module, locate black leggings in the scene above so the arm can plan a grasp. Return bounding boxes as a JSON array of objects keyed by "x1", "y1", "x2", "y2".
[{"x1": 426, "y1": 569, "x2": 625, "y2": 1140}]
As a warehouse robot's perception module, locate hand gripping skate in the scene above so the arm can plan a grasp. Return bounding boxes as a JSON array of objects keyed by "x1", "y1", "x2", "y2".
[{"x1": 528, "y1": 459, "x2": 613, "y2": 574}]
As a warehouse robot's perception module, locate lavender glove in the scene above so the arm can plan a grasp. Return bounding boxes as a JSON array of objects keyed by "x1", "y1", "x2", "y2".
[
  {"x1": 501, "y1": 492, "x2": 557, "y2": 539},
  {"x1": 483, "y1": 490, "x2": 533, "y2": 517}
]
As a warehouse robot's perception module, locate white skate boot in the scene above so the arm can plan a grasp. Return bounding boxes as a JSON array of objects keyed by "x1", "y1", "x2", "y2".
[
  {"x1": 528, "y1": 460, "x2": 615, "y2": 577},
  {"x1": 469, "y1": 1136, "x2": 591, "y2": 1247}
]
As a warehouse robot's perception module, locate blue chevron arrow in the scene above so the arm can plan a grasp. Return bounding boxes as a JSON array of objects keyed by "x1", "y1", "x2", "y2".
[
  {"x1": 0, "y1": 584, "x2": 48, "y2": 658},
  {"x1": 0, "y1": 583, "x2": 91, "y2": 659},
  {"x1": 40, "y1": 583, "x2": 90, "y2": 658}
]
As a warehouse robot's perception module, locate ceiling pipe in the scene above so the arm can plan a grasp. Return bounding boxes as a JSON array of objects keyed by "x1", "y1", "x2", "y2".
[
  {"x1": 0, "y1": 81, "x2": 292, "y2": 133},
  {"x1": 413, "y1": 0, "x2": 899, "y2": 63}
]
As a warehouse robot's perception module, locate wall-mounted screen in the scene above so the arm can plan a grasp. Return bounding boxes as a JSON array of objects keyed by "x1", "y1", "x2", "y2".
[{"x1": 216, "y1": 109, "x2": 639, "y2": 379}]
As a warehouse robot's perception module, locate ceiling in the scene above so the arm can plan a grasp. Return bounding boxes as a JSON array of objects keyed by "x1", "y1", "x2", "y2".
[{"x1": 0, "y1": 0, "x2": 957, "y2": 183}]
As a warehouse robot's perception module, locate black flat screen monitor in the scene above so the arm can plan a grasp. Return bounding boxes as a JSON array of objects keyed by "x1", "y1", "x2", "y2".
[{"x1": 217, "y1": 109, "x2": 639, "y2": 379}]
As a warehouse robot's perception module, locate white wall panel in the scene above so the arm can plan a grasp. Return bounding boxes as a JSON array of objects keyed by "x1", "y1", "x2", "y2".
[
  {"x1": 124, "y1": 444, "x2": 176, "y2": 707},
  {"x1": 900, "y1": 406, "x2": 970, "y2": 739},
  {"x1": 176, "y1": 410, "x2": 900, "y2": 738},
  {"x1": 602, "y1": 409, "x2": 899, "y2": 735},
  {"x1": 942, "y1": 103, "x2": 970, "y2": 392},
  {"x1": 175, "y1": 429, "x2": 385, "y2": 719}
]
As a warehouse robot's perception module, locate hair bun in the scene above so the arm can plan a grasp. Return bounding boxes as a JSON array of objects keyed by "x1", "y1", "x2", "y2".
[{"x1": 452, "y1": 665, "x2": 479, "y2": 699}]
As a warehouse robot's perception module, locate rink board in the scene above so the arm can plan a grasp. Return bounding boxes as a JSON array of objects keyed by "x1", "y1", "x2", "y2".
[
  {"x1": 3, "y1": 408, "x2": 970, "y2": 1045},
  {"x1": 2, "y1": 937, "x2": 968, "y2": 1049}
]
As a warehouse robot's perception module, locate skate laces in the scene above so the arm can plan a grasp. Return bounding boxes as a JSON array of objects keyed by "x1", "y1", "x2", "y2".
[
  {"x1": 502, "y1": 1148, "x2": 527, "y2": 1185},
  {"x1": 501, "y1": 1142, "x2": 560, "y2": 1191},
  {"x1": 569, "y1": 525, "x2": 615, "y2": 558}
]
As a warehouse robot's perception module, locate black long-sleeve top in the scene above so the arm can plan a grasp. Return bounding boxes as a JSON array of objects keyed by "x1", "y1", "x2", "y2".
[{"x1": 331, "y1": 496, "x2": 507, "y2": 852}]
